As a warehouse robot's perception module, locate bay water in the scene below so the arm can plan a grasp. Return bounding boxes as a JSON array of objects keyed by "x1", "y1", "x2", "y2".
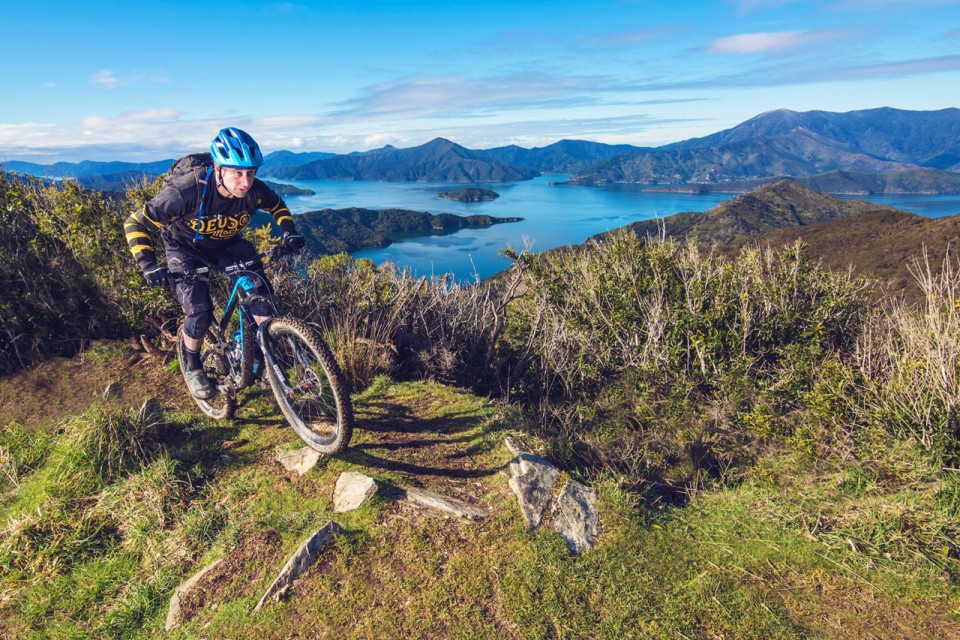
[{"x1": 281, "y1": 175, "x2": 960, "y2": 281}]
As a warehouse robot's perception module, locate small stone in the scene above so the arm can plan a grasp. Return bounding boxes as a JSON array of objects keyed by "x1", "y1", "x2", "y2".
[
  {"x1": 400, "y1": 486, "x2": 488, "y2": 520},
  {"x1": 333, "y1": 472, "x2": 378, "y2": 512},
  {"x1": 254, "y1": 521, "x2": 345, "y2": 611},
  {"x1": 165, "y1": 559, "x2": 224, "y2": 631},
  {"x1": 552, "y1": 480, "x2": 599, "y2": 553},
  {"x1": 276, "y1": 447, "x2": 321, "y2": 475},
  {"x1": 103, "y1": 381, "x2": 122, "y2": 399},
  {"x1": 504, "y1": 435, "x2": 529, "y2": 457},
  {"x1": 508, "y1": 453, "x2": 559, "y2": 530}
]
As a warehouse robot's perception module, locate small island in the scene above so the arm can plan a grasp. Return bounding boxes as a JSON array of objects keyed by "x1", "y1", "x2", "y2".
[
  {"x1": 263, "y1": 180, "x2": 316, "y2": 196},
  {"x1": 437, "y1": 187, "x2": 500, "y2": 202}
]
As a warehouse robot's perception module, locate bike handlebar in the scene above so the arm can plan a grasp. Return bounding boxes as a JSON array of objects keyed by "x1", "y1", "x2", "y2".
[{"x1": 172, "y1": 245, "x2": 290, "y2": 281}]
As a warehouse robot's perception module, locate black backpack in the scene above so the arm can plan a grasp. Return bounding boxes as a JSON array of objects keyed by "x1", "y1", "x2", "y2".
[{"x1": 161, "y1": 152, "x2": 213, "y2": 190}]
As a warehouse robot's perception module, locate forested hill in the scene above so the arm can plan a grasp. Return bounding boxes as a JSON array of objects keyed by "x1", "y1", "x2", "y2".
[
  {"x1": 253, "y1": 206, "x2": 522, "y2": 255},
  {"x1": 602, "y1": 179, "x2": 897, "y2": 245}
]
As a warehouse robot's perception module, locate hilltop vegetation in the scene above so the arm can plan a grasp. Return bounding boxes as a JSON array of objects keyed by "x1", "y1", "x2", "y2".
[{"x1": 2, "y1": 166, "x2": 960, "y2": 636}]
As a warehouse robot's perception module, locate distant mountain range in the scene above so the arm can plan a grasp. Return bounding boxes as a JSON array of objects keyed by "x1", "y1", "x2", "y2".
[
  {"x1": 567, "y1": 107, "x2": 960, "y2": 188},
  {"x1": 264, "y1": 138, "x2": 540, "y2": 182},
  {"x1": 4, "y1": 107, "x2": 960, "y2": 193}
]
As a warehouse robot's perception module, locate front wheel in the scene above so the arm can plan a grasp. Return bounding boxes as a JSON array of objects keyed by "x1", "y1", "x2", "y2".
[{"x1": 261, "y1": 318, "x2": 353, "y2": 454}]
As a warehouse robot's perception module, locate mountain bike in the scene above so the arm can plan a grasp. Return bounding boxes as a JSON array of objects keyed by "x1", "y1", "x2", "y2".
[{"x1": 173, "y1": 247, "x2": 353, "y2": 455}]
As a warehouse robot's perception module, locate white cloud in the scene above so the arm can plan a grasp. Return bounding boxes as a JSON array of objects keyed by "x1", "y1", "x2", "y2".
[
  {"x1": 331, "y1": 74, "x2": 620, "y2": 121},
  {"x1": 704, "y1": 30, "x2": 841, "y2": 55},
  {"x1": 0, "y1": 110, "x2": 337, "y2": 161},
  {"x1": 91, "y1": 69, "x2": 118, "y2": 89}
]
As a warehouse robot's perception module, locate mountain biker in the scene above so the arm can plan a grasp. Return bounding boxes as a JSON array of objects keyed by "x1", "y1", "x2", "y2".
[{"x1": 124, "y1": 127, "x2": 306, "y2": 400}]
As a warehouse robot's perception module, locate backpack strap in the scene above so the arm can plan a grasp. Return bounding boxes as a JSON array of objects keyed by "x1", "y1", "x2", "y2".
[{"x1": 192, "y1": 165, "x2": 215, "y2": 243}]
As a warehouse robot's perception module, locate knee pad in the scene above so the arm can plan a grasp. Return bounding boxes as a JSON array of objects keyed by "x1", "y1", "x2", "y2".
[{"x1": 183, "y1": 311, "x2": 213, "y2": 340}]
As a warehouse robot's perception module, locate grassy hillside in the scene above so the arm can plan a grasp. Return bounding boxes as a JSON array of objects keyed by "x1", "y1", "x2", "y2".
[
  {"x1": 0, "y1": 347, "x2": 958, "y2": 638},
  {"x1": 724, "y1": 208, "x2": 960, "y2": 304},
  {"x1": 3, "y1": 167, "x2": 960, "y2": 638}
]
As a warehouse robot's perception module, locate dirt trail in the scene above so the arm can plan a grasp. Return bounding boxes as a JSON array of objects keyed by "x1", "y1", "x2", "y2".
[{"x1": 0, "y1": 346, "x2": 192, "y2": 431}]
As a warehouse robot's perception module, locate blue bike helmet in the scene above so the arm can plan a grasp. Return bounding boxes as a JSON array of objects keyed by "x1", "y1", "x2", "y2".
[{"x1": 210, "y1": 127, "x2": 263, "y2": 168}]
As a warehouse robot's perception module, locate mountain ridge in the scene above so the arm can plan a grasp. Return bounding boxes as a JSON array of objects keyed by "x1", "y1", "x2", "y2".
[
  {"x1": 570, "y1": 107, "x2": 960, "y2": 185},
  {"x1": 5, "y1": 107, "x2": 960, "y2": 192}
]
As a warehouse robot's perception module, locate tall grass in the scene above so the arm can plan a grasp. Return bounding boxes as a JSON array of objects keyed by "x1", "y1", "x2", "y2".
[
  {"x1": 497, "y1": 233, "x2": 874, "y2": 488},
  {"x1": 850, "y1": 248, "x2": 960, "y2": 452},
  {"x1": 271, "y1": 252, "x2": 523, "y2": 391}
]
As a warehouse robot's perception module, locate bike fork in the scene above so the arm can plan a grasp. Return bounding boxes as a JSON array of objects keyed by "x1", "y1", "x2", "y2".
[{"x1": 257, "y1": 324, "x2": 297, "y2": 397}]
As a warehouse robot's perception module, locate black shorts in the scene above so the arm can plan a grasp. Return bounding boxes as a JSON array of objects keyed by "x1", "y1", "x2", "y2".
[{"x1": 165, "y1": 238, "x2": 272, "y2": 318}]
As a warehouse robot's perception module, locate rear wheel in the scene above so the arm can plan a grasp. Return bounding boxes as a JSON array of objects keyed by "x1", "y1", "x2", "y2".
[
  {"x1": 177, "y1": 326, "x2": 237, "y2": 420},
  {"x1": 261, "y1": 318, "x2": 353, "y2": 454}
]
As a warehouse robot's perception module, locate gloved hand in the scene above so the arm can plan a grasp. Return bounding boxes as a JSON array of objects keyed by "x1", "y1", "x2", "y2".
[
  {"x1": 142, "y1": 263, "x2": 172, "y2": 289},
  {"x1": 282, "y1": 231, "x2": 306, "y2": 253}
]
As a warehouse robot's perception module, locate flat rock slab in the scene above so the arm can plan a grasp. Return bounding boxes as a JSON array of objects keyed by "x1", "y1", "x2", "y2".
[
  {"x1": 400, "y1": 486, "x2": 488, "y2": 520},
  {"x1": 508, "y1": 453, "x2": 560, "y2": 530},
  {"x1": 254, "y1": 521, "x2": 345, "y2": 612},
  {"x1": 276, "y1": 447, "x2": 321, "y2": 476},
  {"x1": 165, "y1": 558, "x2": 224, "y2": 631},
  {"x1": 553, "y1": 480, "x2": 599, "y2": 553},
  {"x1": 333, "y1": 471, "x2": 378, "y2": 512}
]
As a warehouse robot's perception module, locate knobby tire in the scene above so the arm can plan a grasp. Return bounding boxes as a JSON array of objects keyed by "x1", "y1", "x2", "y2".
[{"x1": 262, "y1": 318, "x2": 353, "y2": 454}]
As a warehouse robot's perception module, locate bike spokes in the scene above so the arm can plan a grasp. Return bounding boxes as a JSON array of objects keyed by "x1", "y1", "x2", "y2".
[{"x1": 262, "y1": 319, "x2": 352, "y2": 454}]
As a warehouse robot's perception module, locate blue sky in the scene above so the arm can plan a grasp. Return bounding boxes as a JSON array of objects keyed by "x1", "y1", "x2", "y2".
[{"x1": 3, "y1": 0, "x2": 959, "y2": 162}]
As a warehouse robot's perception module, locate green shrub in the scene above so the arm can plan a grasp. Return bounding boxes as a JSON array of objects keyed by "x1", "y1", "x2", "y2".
[{"x1": 500, "y1": 233, "x2": 874, "y2": 487}]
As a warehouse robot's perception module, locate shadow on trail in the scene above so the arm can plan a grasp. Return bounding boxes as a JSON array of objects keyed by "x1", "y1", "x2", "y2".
[
  {"x1": 356, "y1": 400, "x2": 489, "y2": 436},
  {"x1": 345, "y1": 398, "x2": 508, "y2": 481},
  {"x1": 340, "y1": 449, "x2": 507, "y2": 480}
]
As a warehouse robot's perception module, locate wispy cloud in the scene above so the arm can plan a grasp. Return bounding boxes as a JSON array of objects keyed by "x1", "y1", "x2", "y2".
[
  {"x1": 0, "y1": 110, "x2": 337, "y2": 162},
  {"x1": 633, "y1": 52, "x2": 960, "y2": 91},
  {"x1": 329, "y1": 75, "x2": 613, "y2": 120},
  {"x1": 361, "y1": 113, "x2": 709, "y2": 151},
  {"x1": 827, "y1": 54, "x2": 960, "y2": 79},
  {"x1": 703, "y1": 30, "x2": 845, "y2": 55},
  {"x1": 91, "y1": 69, "x2": 118, "y2": 89},
  {"x1": 577, "y1": 25, "x2": 686, "y2": 48}
]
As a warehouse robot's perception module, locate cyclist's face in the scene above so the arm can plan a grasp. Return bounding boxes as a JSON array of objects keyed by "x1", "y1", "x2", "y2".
[{"x1": 219, "y1": 166, "x2": 257, "y2": 196}]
